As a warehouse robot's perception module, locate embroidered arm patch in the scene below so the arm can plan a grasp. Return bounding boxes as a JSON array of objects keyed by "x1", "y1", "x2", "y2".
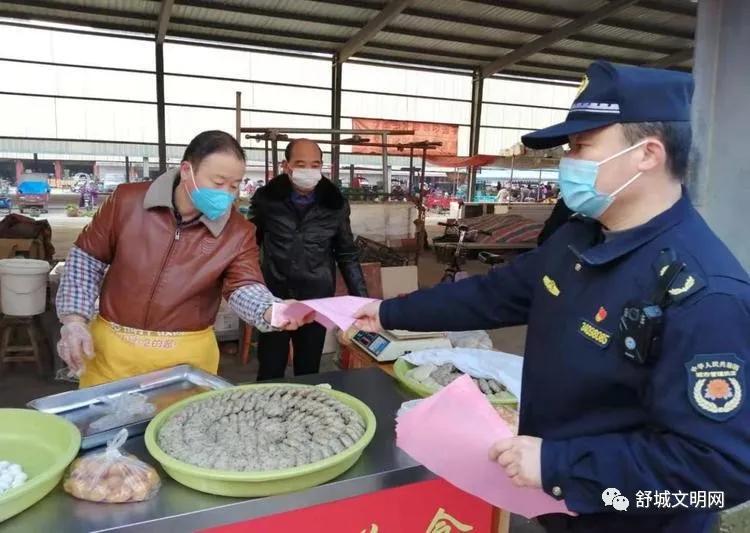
[{"x1": 685, "y1": 354, "x2": 745, "y2": 421}]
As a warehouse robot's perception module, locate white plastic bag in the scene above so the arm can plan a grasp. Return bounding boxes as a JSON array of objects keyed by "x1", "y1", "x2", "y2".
[
  {"x1": 63, "y1": 429, "x2": 160, "y2": 503},
  {"x1": 88, "y1": 392, "x2": 155, "y2": 433},
  {"x1": 447, "y1": 330, "x2": 493, "y2": 350},
  {"x1": 402, "y1": 348, "x2": 523, "y2": 400}
]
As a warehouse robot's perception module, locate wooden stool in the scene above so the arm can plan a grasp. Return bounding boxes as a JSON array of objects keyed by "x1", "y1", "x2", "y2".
[{"x1": 0, "y1": 315, "x2": 44, "y2": 376}]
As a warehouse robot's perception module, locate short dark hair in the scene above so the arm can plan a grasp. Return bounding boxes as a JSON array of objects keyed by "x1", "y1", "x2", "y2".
[
  {"x1": 621, "y1": 121, "x2": 692, "y2": 179},
  {"x1": 284, "y1": 138, "x2": 323, "y2": 162},
  {"x1": 182, "y1": 130, "x2": 245, "y2": 170}
]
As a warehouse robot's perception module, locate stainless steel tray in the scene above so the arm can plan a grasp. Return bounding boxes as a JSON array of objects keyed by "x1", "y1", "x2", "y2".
[{"x1": 27, "y1": 365, "x2": 232, "y2": 449}]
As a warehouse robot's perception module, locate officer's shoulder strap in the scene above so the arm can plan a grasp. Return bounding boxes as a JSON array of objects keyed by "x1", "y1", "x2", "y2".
[{"x1": 653, "y1": 248, "x2": 706, "y2": 304}]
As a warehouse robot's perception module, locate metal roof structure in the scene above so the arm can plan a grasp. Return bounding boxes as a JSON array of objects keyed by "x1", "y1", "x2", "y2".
[{"x1": 0, "y1": 0, "x2": 695, "y2": 81}]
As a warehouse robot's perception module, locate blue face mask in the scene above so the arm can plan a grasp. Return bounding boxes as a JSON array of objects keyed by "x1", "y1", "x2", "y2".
[
  {"x1": 186, "y1": 165, "x2": 235, "y2": 221},
  {"x1": 558, "y1": 140, "x2": 647, "y2": 219}
]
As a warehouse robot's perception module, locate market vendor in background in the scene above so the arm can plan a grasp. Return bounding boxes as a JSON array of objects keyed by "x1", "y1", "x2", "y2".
[
  {"x1": 56, "y1": 130, "x2": 309, "y2": 388},
  {"x1": 354, "y1": 61, "x2": 750, "y2": 532},
  {"x1": 249, "y1": 139, "x2": 368, "y2": 381}
]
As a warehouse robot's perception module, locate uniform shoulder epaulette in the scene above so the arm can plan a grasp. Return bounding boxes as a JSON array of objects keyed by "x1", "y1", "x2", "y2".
[{"x1": 653, "y1": 248, "x2": 706, "y2": 303}]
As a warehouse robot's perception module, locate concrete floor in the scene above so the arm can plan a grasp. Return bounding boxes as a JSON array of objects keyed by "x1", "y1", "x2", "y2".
[{"x1": 0, "y1": 221, "x2": 542, "y2": 533}]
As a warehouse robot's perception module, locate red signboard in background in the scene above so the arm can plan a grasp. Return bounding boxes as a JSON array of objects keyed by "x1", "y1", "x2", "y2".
[
  {"x1": 352, "y1": 118, "x2": 459, "y2": 157},
  {"x1": 201, "y1": 478, "x2": 493, "y2": 533}
]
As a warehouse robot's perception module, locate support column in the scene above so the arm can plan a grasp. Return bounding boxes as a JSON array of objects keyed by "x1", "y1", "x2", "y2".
[
  {"x1": 54, "y1": 160, "x2": 63, "y2": 182},
  {"x1": 468, "y1": 68, "x2": 484, "y2": 202},
  {"x1": 235, "y1": 91, "x2": 242, "y2": 142},
  {"x1": 689, "y1": 0, "x2": 750, "y2": 269},
  {"x1": 143, "y1": 156, "x2": 150, "y2": 181},
  {"x1": 155, "y1": 42, "x2": 167, "y2": 174},
  {"x1": 331, "y1": 57, "x2": 343, "y2": 184},
  {"x1": 15, "y1": 160, "x2": 23, "y2": 182}
]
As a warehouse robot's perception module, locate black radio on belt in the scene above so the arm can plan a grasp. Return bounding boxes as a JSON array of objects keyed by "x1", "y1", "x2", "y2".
[{"x1": 619, "y1": 261, "x2": 685, "y2": 365}]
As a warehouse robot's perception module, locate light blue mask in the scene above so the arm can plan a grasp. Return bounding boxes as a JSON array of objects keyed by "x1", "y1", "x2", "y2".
[
  {"x1": 558, "y1": 140, "x2": 647, "y2": 219},
  {"x1": 187, "y1": 166, "x2": 235, "y2": 221}
]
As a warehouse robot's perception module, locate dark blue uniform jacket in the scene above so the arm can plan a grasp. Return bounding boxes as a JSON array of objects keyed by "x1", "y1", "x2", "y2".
[{"x1": 381, "y1": 194, "x2": 750, "y2": 532}]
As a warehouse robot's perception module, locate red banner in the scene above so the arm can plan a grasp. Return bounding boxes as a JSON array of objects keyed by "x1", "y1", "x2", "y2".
[
  {"x1": 352, "y1": 118, "x2": 458, "y2": 157},
  {"x1": 201, "y1": 479, "x2": 494, "y2": 533}
]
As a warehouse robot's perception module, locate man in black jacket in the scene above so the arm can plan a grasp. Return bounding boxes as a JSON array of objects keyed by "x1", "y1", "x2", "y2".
[{"x1": 249, "y1": 139, "x2": 368, "y2": 380}]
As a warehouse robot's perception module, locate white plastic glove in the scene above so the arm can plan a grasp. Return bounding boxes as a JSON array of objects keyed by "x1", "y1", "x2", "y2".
[{"x1": 57, "y1": 318, "x2": 94, "y2": 376}]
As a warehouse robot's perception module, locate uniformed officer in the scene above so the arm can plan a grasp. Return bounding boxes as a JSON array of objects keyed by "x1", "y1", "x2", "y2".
[{"x1": 354, "y1": 61, "x2": 750, "y2": 532}]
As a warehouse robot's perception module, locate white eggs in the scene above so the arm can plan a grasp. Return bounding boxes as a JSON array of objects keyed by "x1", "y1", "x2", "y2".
[{"x1": 0, "y1": 461, "x2": 27, "y2": 496}]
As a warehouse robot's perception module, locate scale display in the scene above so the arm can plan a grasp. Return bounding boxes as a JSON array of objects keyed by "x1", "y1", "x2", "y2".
[
  {"x1": 352, "y1": 330, "x2": 452, "y2": 362},
  {"x1": 353, "y1": 331, "x2": 391, "y2": 356}
]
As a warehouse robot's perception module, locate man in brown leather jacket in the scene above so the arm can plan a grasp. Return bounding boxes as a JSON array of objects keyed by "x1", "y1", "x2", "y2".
[{"x1": 56, "y1": 130, "x2": 308, "y2": 387}]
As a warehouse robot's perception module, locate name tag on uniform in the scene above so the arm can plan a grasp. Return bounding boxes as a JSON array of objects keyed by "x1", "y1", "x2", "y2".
[{"x1": 578, "y1": 319, "x2": 611, "y2": 348}]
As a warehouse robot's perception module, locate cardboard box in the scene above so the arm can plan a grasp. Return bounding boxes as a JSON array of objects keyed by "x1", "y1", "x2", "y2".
[{"x1": 380, "y1": 265, "x2": 419, "y2": 299}]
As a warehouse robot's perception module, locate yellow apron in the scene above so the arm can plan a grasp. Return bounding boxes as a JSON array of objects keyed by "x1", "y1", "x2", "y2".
[{"x1": 79, "y1": 316, "x2": 220, "y2": 388}]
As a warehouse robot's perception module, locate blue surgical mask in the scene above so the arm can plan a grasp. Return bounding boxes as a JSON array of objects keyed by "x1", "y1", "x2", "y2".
[
  {"x1": 558, "y1": 140, "x2": 647, "y2": 219},
  {"x1": 186, "y1": 165, "x2": 235, "y2": 221}
]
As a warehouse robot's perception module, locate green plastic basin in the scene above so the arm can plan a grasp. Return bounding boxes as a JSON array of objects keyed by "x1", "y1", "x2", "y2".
[
  {"x1": 0, "y1": 409, "x2": 81, "y2": 523},
  {"x1": 145, "y1": 383, "x2": 376, "y2": 497},
  {"x1": 393, "y1": 358, "x2": 518, "y2": 406}
]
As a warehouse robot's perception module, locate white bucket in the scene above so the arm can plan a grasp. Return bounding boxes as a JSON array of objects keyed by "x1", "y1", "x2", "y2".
[{"x1": 0, "y1": 259, "x2": 51, "y2": 316}]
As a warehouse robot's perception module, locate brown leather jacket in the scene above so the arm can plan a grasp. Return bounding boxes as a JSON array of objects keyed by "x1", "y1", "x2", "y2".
[{"x1": 75, "y1": 169, "x2": 264, "y2": 332}]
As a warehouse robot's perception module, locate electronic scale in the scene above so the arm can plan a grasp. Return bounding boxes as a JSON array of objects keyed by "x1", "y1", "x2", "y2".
[{"x1": 351, "y1": 329, "x2": 452, "y2": 362}]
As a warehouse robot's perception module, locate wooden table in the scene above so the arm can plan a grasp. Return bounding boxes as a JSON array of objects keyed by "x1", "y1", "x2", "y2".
[{"x1": 339, "y1": 342, "x2": 511, "y2": 533}]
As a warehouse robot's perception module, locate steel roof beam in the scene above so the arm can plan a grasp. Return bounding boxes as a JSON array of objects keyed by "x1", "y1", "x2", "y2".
[
  {"x1": 310, "y1": 0, "x2": 686, "y2": 55},
  {"x1": 464, "y1": 0, "x2": 694, "y2": 39},
  {"x1": 480, "y1": 0, "x2": 639, "y2": 78},
  {"x1": 156, "y1": 0, "x2": 174, "y2": 44},
  {"x1": 337, "y1": 0, "x2": 415, "y2": 63},
  {"x1": 646, "y1": 47, "x2": 694, "y2": 67}
]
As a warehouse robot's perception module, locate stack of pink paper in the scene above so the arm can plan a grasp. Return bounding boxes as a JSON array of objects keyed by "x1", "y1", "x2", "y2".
[
  {"x1": 271, "y1": 296, "x2": 377, "y2": 331},
  {"x1": 396, "y1": 375, "x2": 572, "y2": 519}
]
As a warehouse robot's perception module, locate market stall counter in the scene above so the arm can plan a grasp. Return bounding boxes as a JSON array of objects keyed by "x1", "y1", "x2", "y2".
[{"x1": 0, "y1": 368, "x2": 503, "y2": 533}]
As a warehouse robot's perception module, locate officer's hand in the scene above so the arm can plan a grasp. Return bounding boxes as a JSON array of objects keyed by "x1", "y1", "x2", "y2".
[
  {"x1": 489, "y1": 436, "x2": 543, "y2": 489},
  {"x1": 57, "y1": 316, "x2": 94, "y2": 376},
  {"x1": 353, "y1": 301, "x2": 383, "y2": 333}
]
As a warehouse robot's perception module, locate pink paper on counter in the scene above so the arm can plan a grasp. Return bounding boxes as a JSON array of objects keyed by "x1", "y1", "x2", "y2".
[
  {"x1": 396, "y1": 375, "x2": 573, "y2": 519},
  {"x1": 271, "y1": 296, "x2": 377, "y2": 331}
]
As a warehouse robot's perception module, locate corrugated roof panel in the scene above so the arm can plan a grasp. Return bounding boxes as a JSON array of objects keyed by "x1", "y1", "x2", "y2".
[
  {"x1": 272, "y1": 0, "x2": 377, "y2": 22},
  {"x1": 581, "y1": 24, "x2": 692, "y2": 51},
  {"x1": 392, "y1": 14, "x2": 537, "y2": 46},
  {"x1": 0, "y1": 4, "x2": 155, "y2": 31},
  {"x1": 168, "y1": 23, "x2": 338, "y2": 53},
  {"x1": 358, "y1": 47, "x2": 476, "y2": 70},
  {"x1": 552, "y1": 39, "x2": 666, "y2": 64},
  {"x1": 87, "y1": 0, "x2": 159, "y2": 16},
  {"x1": 507, "y1": 62, "x2": 584, "y2": 81},
  {"x1": 613, "y1": 4, "x2": 695, "y2": 36},
  {"x1": 455, "y1": 0, "x2": 694, "y2": 40},
  {"x1": 0, "y1": 0, "x2": 696, "y2": 80},
  {"x1": 508, "y1": 0, "x2": 602, "y2": 11},
  {"x1": 520, "y1": 54, "x2": 594, "y2": 72},
  {"x1": 411, "y1": 0, "x2": 570, "y2": 30},
  {"x1": 173, "y1": 5, "x2": 355, "y2": 40},
  {"x1": 375, "y1": 31, "x2": 512, "y2": 59}
]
